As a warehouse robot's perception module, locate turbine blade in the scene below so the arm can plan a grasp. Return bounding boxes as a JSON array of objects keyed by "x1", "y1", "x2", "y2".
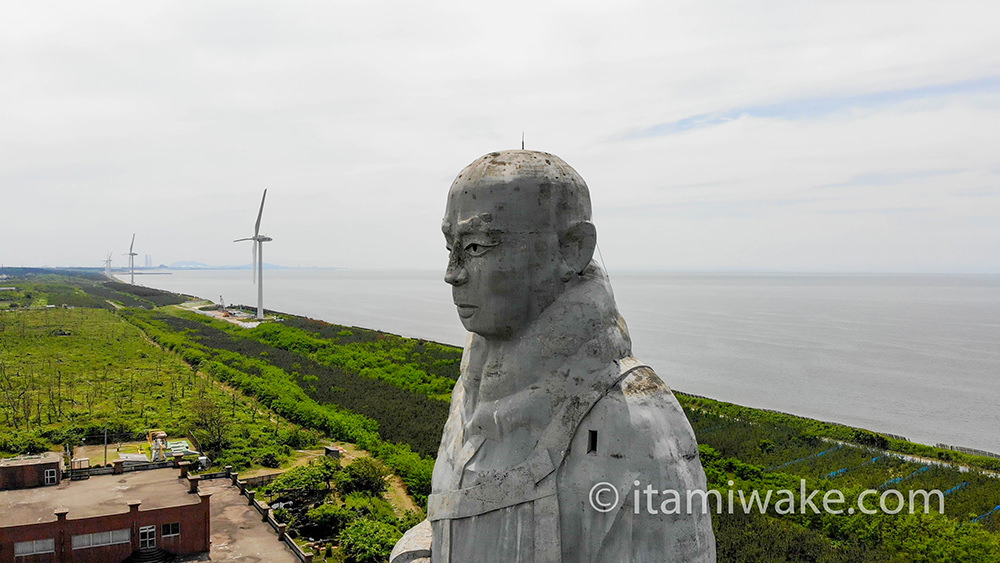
[
  {"x1": 254, "y1": 189, "x2": 267, "y2": 237},
  {"x1": 252, "y1": 240, "x2": 257, "y2": 283},
  {"x1": 130, "y1": 233, "x2": 135, "y2": 253},
  {"x1": 234, "y1": 237, "x2": 254, "y2": 242}
]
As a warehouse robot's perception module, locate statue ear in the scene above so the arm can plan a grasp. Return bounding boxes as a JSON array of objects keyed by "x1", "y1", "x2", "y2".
[{"x1": 559, "y1": 221, "x2": 597, "y2": 275}]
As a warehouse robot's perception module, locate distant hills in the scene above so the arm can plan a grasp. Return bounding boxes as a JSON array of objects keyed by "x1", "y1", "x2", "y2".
[{"x1": 165, "y1": 261, "x2": 289, "y2": 270}]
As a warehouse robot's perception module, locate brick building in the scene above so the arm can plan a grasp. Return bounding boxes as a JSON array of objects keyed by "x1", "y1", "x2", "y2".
[
  {"x1": 0, "y1": 466, "x2": 210, "y2": 562},
  {"x1": 0, "y1": 453, "x2": 62, "y2": 490}
]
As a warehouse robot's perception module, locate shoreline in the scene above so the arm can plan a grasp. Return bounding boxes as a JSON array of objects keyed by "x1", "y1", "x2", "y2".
[{"x1": 116, "y1": 272, "x2": 1000, "y2": 457}]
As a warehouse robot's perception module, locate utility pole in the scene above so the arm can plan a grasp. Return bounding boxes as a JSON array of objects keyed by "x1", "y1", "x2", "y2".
[{"x1": 104, "y1": 426, "x2": 108, "y2": 465}]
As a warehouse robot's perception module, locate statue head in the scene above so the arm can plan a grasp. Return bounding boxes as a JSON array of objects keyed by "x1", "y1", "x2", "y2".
[{"x1": 443, "y1": 150, "x2": 598, "y2": 340}]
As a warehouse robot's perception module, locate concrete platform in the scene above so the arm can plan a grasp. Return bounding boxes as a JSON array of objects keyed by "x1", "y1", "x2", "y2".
[
  {"x1": 0, "y1": 466, "x2": 199, "y2": 526},
  {"x1": 179, "y1": 478, "x2": 301, "y2": 562}
]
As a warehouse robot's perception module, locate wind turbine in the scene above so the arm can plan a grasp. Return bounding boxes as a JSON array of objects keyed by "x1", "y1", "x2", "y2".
[
  {"x1": 122, "y1": 234, "x2": 138, "y2": 284},
  {"x1": 102, "y1": 252, "x2": 113, "y2": 278},
  {"x1": 234, "y1": 189, "x2": 272, "y2": 320}
]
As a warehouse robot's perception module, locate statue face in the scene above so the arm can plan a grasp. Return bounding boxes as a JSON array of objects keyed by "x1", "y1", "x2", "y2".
[{"x1": 443, "y1": 180, "x2": 565, "y2": 340}]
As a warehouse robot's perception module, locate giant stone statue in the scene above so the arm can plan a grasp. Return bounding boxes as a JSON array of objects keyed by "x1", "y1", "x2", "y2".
[{"x1": 391, "y1": 150, "x2": 716, "y2": 563}]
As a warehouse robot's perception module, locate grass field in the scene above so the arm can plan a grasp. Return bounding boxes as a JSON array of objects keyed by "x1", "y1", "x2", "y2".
[{"x1": 2, "y1": 269, "x2": 998, "y2": 562}]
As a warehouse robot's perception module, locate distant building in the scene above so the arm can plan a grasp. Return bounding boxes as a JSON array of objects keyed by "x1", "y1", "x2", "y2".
[
  {"x1": 0, "y1": 465, "x2": 210, "y2": 563},
  {"x1": 0, "y1": 452, "x2": 62, "y2": 490}
]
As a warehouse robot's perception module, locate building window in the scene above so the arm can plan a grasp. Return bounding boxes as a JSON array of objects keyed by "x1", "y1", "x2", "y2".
[
  {"x1": 44, "y1": 468, "x2": 57, "y2": 485},
  {"x1": 162, "y1": 522, "x2": 180, "y2": 537},
  {"x1": 72, "y1": 529, "x2": 131, "y2": 549},
  {"x1": 14, "y1": 538, "x2": 55, "y2": 556}
]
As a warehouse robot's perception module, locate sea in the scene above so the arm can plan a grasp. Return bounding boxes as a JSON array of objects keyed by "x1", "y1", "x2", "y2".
[{"x1": 121, "y1": 269, "x2": 1000, "y2": 455}]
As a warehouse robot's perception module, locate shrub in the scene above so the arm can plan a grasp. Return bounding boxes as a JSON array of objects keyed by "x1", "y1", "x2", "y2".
[
  {"x1": 338, "y1": 519, "x2": 402, "y2": 563},
  {"x1": 343, "y1": 492, "x2": 398, "y2": 526},
  {"x1": 336, "y1": 457, "x2": 389, "y2": 497},
  {"x1": 304, "y1": 503, "x2": 355, "y2": 539},
  {"x1": 262, "y1": 457, "x2": 339, "y2": 499}
]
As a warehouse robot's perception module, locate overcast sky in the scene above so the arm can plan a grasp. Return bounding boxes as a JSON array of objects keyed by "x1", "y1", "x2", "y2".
[{"x1": 2, "y1": 1, "x2": 998, "y2": 273}]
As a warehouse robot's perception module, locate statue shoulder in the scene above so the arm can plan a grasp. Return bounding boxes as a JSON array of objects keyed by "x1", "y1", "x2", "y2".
[
  {"x1": 577, "y1": 362, "x2": 700, "y2": 462},
  {"x1": 389, "y1": 519, "x2": 431, "y2": 563}
]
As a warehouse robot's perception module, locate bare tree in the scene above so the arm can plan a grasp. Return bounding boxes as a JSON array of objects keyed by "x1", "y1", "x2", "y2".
[
  {"x1": 189, "y1": 397, "x2": 230, "y2": 453},
  {"x1": 0, "y1": 362, "x2": 27, "y2": 430}
]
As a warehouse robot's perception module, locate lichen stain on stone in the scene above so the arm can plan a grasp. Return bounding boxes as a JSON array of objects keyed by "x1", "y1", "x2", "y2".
[{"x1": 623, "y1": 367, "x2": 669, "y2": 397}]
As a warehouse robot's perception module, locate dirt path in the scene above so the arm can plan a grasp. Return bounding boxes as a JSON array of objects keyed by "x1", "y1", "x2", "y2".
[
  {"x1": 175, "y1": 299, "x2": 263, "y2": 327},
  {"x1": 330, "y1": 442, "x2": 421, "y2": 515}
]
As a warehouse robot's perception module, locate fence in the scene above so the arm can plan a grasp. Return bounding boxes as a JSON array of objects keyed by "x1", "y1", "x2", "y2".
[
  {"x1": 244, "y1": 472, "x2": 283, "y2": 489},
  {"x1": 936, "y1": 443, "x2": 1000, "y2": 460},
  {"x1": 64, "y1": 459, "x2": 174, "y2": 480}
]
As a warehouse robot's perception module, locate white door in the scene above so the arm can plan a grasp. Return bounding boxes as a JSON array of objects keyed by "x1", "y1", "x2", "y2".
[{"x1": 139, "y1": 525, "x2": 156, "y2": 549}]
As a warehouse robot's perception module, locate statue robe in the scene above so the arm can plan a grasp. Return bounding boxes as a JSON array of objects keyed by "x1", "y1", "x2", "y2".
[{"x1": 393, "y1": 265, "x2": 716, "y2": 563}]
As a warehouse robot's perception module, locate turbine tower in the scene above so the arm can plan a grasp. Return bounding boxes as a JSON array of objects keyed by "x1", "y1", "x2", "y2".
[
  {"x1": 102, "y1": 252, "x2": 113, "y2": 278},
  {"x1": 122, "y1": 234, "x2": 138, "y2": 284},
  {"x1": 234, "y1": 189, "x2": 272, "y2": 320}
]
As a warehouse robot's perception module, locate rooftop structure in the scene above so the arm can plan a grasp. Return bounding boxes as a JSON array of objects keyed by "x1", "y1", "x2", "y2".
[
  {"x1": 0, "y1": 452, "x2": 62, "y2": 469},
  {"x1": 0, "y1": 452, "x2": 62, "y2": 490},
  {"x1": 0, "y1": 466, "x2": 210, "y2": 562},
  {"x1": 1, "y1": 467, "x2": 201, "y2": 527}
]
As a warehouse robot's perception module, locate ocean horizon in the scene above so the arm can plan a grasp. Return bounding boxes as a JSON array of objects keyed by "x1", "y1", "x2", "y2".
[{"x1": 120, "y1": 268, "x2": 1000, "y2": 455}]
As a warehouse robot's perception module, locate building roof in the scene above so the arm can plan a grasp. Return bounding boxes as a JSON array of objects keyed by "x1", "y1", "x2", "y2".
[
  {"x1": 0, "y1": 467, "x2": 202, "y2": 527},
  {"x1": 0, "y1": 451, "x2": 62, "y2": 468}
]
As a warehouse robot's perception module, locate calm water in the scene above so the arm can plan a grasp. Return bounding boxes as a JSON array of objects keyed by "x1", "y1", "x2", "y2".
[{"x1": 124, "y1": 269, "x2": 1000, "y2": 454}]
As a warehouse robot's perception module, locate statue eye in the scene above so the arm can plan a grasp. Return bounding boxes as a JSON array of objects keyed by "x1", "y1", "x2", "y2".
[{"x1": 464, "y1": 242, "x2": 495, "y2": 257}]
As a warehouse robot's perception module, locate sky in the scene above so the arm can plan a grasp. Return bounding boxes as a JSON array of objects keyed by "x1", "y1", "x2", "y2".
[{"x1": 1, "y1": 1, "x2": 998, "y2": 273}]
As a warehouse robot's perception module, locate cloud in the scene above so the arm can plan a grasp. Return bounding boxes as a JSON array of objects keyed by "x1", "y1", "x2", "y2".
[
  {"x1": 0, "y1": 1, "x2": 998, "y2": 272},
  {"x1": 622, "y1": 76, "x2": 1000, "y2": 139},
  {"x1": 814, "y1": 168, "x2": 966, "y2": 189}
]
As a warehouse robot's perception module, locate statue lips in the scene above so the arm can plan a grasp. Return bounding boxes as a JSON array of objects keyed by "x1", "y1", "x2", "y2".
[{"x1": 455, "y1": 304, "x2": 478, "y2": 319}]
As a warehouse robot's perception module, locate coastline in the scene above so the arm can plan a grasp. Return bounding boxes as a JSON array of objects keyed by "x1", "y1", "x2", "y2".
[{"x1": 118, "y1": 268, "x2": 1000, "y2": 457}]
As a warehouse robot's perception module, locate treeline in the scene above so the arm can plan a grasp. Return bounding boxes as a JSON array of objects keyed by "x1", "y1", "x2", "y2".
[
  {"x1": 701, "y1": 445, "x2": 1000, "y2": 562},
  {"x1": 99, "y1": 281, "x2": 189, "y2": 307},
  {"x1": 139, "y1": 309, "x2": 451, "y2": 455},
  {"x1": 683, "y1": 391, "x2": 1000, "y2": 559},
  {"x1": 123, "y1": 309, "x2": 437, "y2": 505},
  {"x1": 241, "y1": 322, "x2": 459, "y2": 399},
  {"x1": 280, "y1": 316, "x2": 463, "y2": 383},
  {"x1": 0, "y1": 270, "x2": 187, "y2": 310},
  {"x1": 679, "y1": 393, "x2": 1000, "y2": 474}
]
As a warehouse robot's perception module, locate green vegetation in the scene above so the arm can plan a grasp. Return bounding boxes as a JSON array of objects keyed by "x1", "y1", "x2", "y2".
[
  {"x1": 261, "y1": 456, "x2": 417, "y2": 563},
  {"x1": 683, "y1": 396, "x2": 1000, "y2": 561},
  {"x1": 0, "y1": 269, "x2": 187, "y2": 310},
  {"x1": 2, "y1": 268, "x2": 998, "y2": 562},
  {"x1": 0, "y1": 274, "x2": 314, "y2": 471},
  {"x1": 120, "y1": 306, "x2": 441, "y2": 505},
  {"x1": 250, "y1": 321, "x2": 460, "y2": 399}
]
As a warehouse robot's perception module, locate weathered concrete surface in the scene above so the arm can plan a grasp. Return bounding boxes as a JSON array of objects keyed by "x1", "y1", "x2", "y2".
[
  {"x1": 392, "y1": 150, "x2": 716, "y2": 562},
  {"x1": 389, "y1": 518, "x2": 431, "y2": 562},
  {"x1": 178, "y1": 478, "x2": 300, "y2": 562}
]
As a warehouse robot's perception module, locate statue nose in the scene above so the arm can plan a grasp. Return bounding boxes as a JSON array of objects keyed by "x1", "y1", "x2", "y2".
[{"x1": 445, "y1": 266, "x2": 469, "y2": 286}]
